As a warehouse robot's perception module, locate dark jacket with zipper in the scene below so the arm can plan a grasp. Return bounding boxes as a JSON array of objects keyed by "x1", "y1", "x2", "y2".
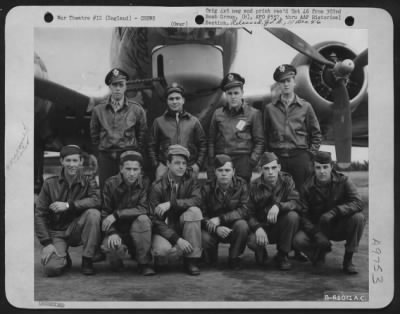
[
  {"x1": 247, "y1": 172, "x2": 301, "y2": 232},
  {"x1": 35, "y1": 169, "x2": 100, "y2": 246},
  {"x1": 208, "y1": 102, "x2": 264, "y2": 166},
  {"x1": 300, "y1": 169, "x2": 363, "y2": 236},
  {"x1": 102, "y1": 173, "x2": 150, "y2": 235},
  {"x1": 201, "y1": 176, "x2": 250, "y2": 228},
  {"x1": 148, "y1": 110, "x2": 207, "y2": 168},
  {"x1": 149, "y1": 172, "x2": 201, "y2": 245}
]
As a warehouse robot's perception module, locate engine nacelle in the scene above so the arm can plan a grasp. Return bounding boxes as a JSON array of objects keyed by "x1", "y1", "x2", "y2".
[{"x1": 291, "y1": 41, "x2": 368, "y2": 123}]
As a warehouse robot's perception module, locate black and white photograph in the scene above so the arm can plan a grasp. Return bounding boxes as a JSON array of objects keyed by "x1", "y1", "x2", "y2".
[{"x1": 4, "y1": 6, "x2": 394, "y2": 308}]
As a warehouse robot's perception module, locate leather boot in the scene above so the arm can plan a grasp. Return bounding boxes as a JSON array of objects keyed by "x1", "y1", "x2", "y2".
[
  {"x1": 81, "y1": 257, "x2": 96, "y2": 275},
  {"x1": 183, "y1": 258, "x2": 200, "y2": 276},
  {"x1": 274, "y1": 251, "x2": 292, "y2": 270},
  {"x1": 255, "y1": 247, "x2": 268, "y2": 267},
  {"x1": 343, "y1": 251, "x2": 358, "y2": 274},
  {"x1": 312, "y1": 248, "x2": 328, "y2": 268},
  {"x1": 138, "y1": 264, "x2": 156, "y2": 276},
  {"x1": 228, "y1": 257, "x2": 243, "y2": 271}
]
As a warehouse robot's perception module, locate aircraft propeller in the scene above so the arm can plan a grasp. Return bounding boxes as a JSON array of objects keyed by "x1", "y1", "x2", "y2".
[{"x1": 266, "y1": 27, "x2": 368, "y2": 167}]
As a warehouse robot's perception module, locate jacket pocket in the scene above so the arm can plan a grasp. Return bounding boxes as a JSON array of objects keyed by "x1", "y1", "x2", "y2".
[
  {"x1": 236, "y1": 131, "x2": 252, "y2": 140},
  {"x1": 295, "y1": 130, "x2": 307, "y2": 136},
  {"x1": 295, "y1": 129, "x2": 308, "y2": 145},
  {"x1": 271, "y1": 130, "x2": 281, "y2": 141}
]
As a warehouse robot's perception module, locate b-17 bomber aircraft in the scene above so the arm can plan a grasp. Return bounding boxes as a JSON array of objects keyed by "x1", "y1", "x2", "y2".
[{"x1": 34, "y1": 27, "x2": 368, "y2": 190}]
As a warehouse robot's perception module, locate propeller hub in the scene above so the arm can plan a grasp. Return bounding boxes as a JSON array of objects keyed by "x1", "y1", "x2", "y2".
[{"x1": 333, "y1": 59, "x2": 355, "y2": 79}]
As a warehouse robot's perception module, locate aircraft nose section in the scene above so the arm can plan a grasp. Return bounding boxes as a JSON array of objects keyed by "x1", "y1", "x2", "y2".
[{"x1": 152, "y1": 44, "x2": 224, "y2": 95}]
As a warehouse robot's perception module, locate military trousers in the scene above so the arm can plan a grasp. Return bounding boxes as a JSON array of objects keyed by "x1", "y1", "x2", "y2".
[
  {"x1": 247, "y1": 211, "x2": 300, "y2": 255},
  {"x1": 152, "y1": 207, "x2": 203, "y2": 262},
  {"x1": 102, "y1": 215, "x2": 153, "y2": 266},
  {"x1": 98, "y1": 150, "x2": 123, "y2": 189},
  {"x1": 42, "y1": 208, "x2": 101, "y2": 277},
  {"x1": 293, "y1": 212, "x2": 365, "y2": 257},
  {"x1": 202, "y1": 219, "x2": 249, "y2": 261},
  {"x1": 277, "y1": 150, "x2": 312, "y2": 190}
]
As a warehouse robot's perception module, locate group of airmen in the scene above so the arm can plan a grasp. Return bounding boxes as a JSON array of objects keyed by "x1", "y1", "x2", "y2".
[{"x1": 35, "y1": 64, "x2": 365, "y2": 278}]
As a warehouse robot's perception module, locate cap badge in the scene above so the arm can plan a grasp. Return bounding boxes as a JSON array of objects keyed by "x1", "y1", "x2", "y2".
[
  {"x1": 171, "y1": 82, "x2": 178, "y2": 88},
  {"x1": 112, "y1": 69, "x2": 119, "y2": 76},
  {"x1": 227, "y1": 74, "x2": 234, "y2": 81},
  {"x1": 279, "y1": 65, "x2": 285, "y2": 72}
]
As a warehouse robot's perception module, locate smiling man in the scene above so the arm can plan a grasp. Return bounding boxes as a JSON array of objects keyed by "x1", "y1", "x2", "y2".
[
  {"x1": 149, "y1": 144, "x2": 203, "y2": 275},
  {"x1": 293, "y1": 151, "x2": 365, "y2": 274},
  {"x1": 247, "y1": 152, "x2": 301, "y2": 270},
  {"x1": 208, "y1": 73, "x2": 264, "y2": 183},
  {"x1": 101, "y1": 151, "x2": 155, "y2": 276},
  {"x1": 90, "y1": 68, "x2": 147, "y2": 188},
  {"x1": 35, "y1": 145, "x2": 101, "y2": 277},
  {"x1": 148, "y1": 82, "x2": 207, "y2": 180}
]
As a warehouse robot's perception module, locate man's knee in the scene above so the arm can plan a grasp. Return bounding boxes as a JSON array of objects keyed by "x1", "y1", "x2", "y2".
[
  {"x1": 181, "y1": 207, "x2": 203, "y2": 222},
  {"x1": 349, "y1": 212, "x2": 365, "y2": 227},
  {"x1": 43, "y1": 256, "x2": 67, "y2": 277},
  {"x1": 293, "y1": 231, "x2": 309, "y2": 250},
  {"x1": 282, "y1": 211, "x2": 300, "y2": 225},
  {"x1": 85, "y1": 208, "x2": 101, "y2": 223},
  {"x1": 247, "y1": 232, "x2": 257, "y2": 251},
  {"x1": 232, "y1": 219, "x2": 249, "y2": 234},
  {"x1": 201, "y1": 230, "x2": 216, "y2": 249},
  {"x1": 152, "y1": 235, "x2": 173, "y2": 257},
  {"x1": 131, "y1": 215, "x2": 152, "y2": 233}
]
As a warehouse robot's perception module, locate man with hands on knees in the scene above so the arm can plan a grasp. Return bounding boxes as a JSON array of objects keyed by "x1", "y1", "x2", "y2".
[
  {"x1": 101, "y1": 150, "x2": 155, "y2": 276},
  {"x1": 149, "y1": 145, "x2": 203, "y2": 275},
  {"x1": 247, "y1": 152, "x2": 301, "y2": 270},
  {"x1": 293, "y1": 151, "x2": 365, "y2": 274},
  {"x1": 201, "y1": 154, "x2": 250, "y2": 270},
  {"x1": 35, "y1": 145, "x2": 101, "y2": 277}
]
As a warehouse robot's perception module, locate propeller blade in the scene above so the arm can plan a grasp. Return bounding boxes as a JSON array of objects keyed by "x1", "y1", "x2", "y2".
[
  {"x1": 266, "y1": 28, "x2": 335, "y2": 67},
  {"x1": 331, "y1": 79, "x2": 352, "y2": 168},
  {"x1": 35, "y1": 77, "x2": 91, "y2": 111},
  {"x1": 353, "y1": 48, "x2": 368, "y2": 68}
]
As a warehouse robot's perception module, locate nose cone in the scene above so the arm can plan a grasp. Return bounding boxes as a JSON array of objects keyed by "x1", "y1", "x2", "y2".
[{"x1": 333, "y1": 59, "x2": 355, "y2": 77}]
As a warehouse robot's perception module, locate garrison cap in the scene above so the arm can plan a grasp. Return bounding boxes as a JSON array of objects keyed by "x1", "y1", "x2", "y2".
[
  {"x1": 214, "y1": 154, "x2": 233, "y2": 169},
  {"x1": 273, "y1": 64, "x2": 297, "y2": 82},
  {"x1": 105, "y1": 68, "x2": 129, "y2": 85},
  {"x1": 60, "y1": 145, "x2": 82, "y2": 158},
  {"x1": 166, "y1": 82, "x2": 185, "y2": 97},
  {"x1": 167, "y1": 144, "x2": 190, "y2": 160},
  {"x1": 120, "y1": 150, "x2": 143, "y2": 165},
  {"x1": 314, "y1": 151, "x2": 332, "y2": 164},
  {"x1": 221, "y1": 73, "x2": 245, "y2": 91},
  {"x1": 259, "y1": 152, "x2": 279, "y2": 167}
]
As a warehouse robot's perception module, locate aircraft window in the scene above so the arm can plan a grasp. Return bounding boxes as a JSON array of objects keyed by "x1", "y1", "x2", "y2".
[{"x1": 157, "y1": 55, "x2": 164, "y2": 78}]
